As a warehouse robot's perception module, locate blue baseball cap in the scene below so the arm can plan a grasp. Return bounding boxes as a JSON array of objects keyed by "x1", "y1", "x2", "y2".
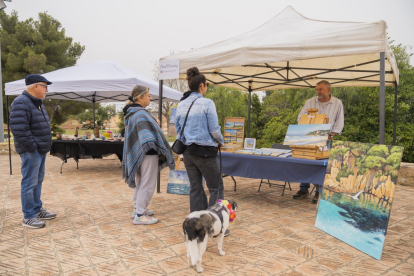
[{"x1": 25, "y1": 74, "x2": 52, "y2": 85}]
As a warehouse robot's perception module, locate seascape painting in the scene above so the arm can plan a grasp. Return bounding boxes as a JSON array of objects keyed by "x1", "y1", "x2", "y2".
[
  {"x1": 283, "y1": 124, "x2": 330, "y2": 147},
  {"x1": 167, "y1": 170, "x2": 190, "y2": 195},
  {"x1": 225, "y1": 122, "x2": 235, "y2": 128},
  {"x1": 315, "y1": 141, "x2": 404, "y2": 260}
]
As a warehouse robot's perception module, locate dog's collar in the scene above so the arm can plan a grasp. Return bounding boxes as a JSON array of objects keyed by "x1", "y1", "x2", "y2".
[{"x1": 217, "y1": 199, "x2": 236, "y2": 223}]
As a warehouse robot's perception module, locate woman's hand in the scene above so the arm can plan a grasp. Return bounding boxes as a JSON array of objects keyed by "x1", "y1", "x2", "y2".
[{"x1": 156, "y1": 118, "x2": 160, "y2": 126}]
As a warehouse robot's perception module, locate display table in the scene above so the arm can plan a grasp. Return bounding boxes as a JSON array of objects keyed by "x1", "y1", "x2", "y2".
[
  {"x1": 50, "y1": 140, "x2": 124, "y2": 173},
  {"x1": 218, "y1": 152, "x2": 328, "y2": 191}
]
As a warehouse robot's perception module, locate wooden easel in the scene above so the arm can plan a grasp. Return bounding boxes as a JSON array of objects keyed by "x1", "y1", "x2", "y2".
[
  {"x1": 299, "y1": 108, "x2": 329, "y2": 125},
  {"x1": 290, "y1": 108, "x2": 330, "y2": 160},
  {"x1": 174, "y1": 154, "x2": 181, "y2": 170}
]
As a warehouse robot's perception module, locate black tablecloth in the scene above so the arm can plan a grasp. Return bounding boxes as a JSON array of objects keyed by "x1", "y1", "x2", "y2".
[
  {"x1": 218, "y1": 152, "x2": 328, "y2": 185},
  {"x1": 50, "y1": 140, "x2": 124, "y2": 161}
]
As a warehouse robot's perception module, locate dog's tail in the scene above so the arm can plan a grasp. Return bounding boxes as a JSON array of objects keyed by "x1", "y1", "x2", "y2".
[{"x1": 183, "y1": 217, "x2": 208, "y2": 266}]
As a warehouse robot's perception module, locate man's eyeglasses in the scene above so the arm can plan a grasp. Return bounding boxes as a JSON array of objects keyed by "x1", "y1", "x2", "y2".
[
  {"x1": 205, "y1": 82, "x2": 209, "y2": 88},
  {"x1": 37, "y1": 83, "x2": 48, "y2": 89}
]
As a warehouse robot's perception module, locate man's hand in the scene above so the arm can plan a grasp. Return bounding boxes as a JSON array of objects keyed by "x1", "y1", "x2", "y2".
[
  {"x1": 156, "y1": 118, "x2": 160, "y2": 126},
  {"x1": 328, "y1": 132, "x2": 338, "y2": 141}
]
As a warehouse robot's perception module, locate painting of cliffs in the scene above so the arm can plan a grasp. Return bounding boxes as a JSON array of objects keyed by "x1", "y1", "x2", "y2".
[{"x1": 315, "y1": 141, "x2": 404, "y2": 260}]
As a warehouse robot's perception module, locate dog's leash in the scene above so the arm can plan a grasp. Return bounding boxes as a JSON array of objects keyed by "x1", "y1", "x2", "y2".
[{"x1": 219, "y1": 145, "x2": 222, "y2": 176}]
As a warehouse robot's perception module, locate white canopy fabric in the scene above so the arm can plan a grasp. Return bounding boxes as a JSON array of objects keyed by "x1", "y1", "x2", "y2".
[
  {"x1": 160, "y1": 6, "x2": 399, "y2": 91},
  {"x1": 5, "y1": 60, "x2": 182, "y2": 102}
]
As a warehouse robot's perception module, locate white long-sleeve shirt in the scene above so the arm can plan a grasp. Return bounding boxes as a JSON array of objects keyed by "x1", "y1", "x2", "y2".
[{"x1": 297, "y1": 95, "x2": 344, "y2": 134}]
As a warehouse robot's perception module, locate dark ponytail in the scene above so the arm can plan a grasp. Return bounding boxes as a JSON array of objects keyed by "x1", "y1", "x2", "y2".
[{"x1": 186, "y1": 67, "x2": 206, "y2": 92}]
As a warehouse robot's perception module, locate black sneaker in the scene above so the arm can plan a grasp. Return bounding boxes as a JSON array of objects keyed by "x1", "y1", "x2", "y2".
[
  {"x1": 224, "y1": 229, "x2": 230, "y2": 237},
  {"x1": 312, "y1": 192, "x2": 320, "y2": 204},
  {"x1": 293, "y1": 190, "x2": 309, "y2": 199}
]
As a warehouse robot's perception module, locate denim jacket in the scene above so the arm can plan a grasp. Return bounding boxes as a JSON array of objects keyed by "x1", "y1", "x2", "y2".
[{"x1": 175, "y1": 92, "x2": 223, "y2": 147}]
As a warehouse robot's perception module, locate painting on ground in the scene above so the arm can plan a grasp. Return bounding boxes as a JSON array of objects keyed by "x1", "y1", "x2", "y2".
[
  {"x1": 283, "y1": 124, "x2": 330, "y2": 147},
  {"x1": 167, "y1": 170, "x2": 190, "y2": 195},
  {"x1": 315, "y1": 141, "x2": 404, "y2": 260}
]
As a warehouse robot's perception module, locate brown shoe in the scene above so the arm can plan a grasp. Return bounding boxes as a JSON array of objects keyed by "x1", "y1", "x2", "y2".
[
  {"x1": 312, "y1": 192, "x2": 320, "y2": 204},
  {"x1": 293, "y1": 190, "x2": 309, "y2": 199}
]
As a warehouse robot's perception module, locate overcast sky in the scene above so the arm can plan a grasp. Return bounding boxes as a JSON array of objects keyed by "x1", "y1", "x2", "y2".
[{"x1": 4, "y1": 0, "x2": 414, "y2": 80}]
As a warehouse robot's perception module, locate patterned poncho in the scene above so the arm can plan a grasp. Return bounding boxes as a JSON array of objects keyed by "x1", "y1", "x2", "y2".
[{"x1": 122, "y1": 106, "x2": 175, "y2": 188}]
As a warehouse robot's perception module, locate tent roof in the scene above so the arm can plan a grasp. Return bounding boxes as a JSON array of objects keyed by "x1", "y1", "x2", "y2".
[
  {"x1": 5, "y1": 60, "x2": 182, "y2": 102},
  {"x1": 161, "y1": 6, "x2": 399, "y2": 91}
]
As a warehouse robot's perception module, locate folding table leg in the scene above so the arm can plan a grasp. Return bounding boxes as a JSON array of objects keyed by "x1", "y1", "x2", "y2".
[
  {"x1": 232, "y1": 176, "x2": 236, "y2": 191},
  {"x1": 60, "y1": 161, "x2": 65, "y2": 174}
]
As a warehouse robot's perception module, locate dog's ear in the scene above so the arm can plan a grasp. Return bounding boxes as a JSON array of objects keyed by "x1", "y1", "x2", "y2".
[
  {"x1": 182, "y1": 218, "x2": 189, "y2": 234},
  {"x1": 228, "y1": 200, "x2": 238, "y2": 210}
]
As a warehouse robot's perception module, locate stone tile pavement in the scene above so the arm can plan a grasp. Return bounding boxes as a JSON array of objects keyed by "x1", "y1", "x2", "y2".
[{"x1": 0, "y1": 154, "x2": 414, "y2": 275}]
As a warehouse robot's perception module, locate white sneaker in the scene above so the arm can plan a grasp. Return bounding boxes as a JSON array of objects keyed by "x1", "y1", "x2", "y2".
[
  {"x1": 133, "y1": 214, "x2": 158, "y2": 225},
  {"x1": 131, "y1": 209, "x2": 154, "y2": 218}
]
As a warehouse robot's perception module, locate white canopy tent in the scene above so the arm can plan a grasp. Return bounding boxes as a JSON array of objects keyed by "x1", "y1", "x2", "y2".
[
  {"x1": 4, "y1": 60, "x2": 182, "y2": 176},
  {"x1": 160, "y1": 6, "x2": 399, "y2": 144},
  {"x1": 5, "y1": 59, "x2": 182, "y2": 102}
]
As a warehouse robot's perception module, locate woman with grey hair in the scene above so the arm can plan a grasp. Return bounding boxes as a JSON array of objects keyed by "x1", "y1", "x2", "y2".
[{"x1": 122, "y1": 85, "x2": 175, "y2": 225}]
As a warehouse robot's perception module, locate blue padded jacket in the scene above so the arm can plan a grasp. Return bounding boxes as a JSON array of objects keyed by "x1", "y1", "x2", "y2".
[{"x1": 10, "y1": 91, "x2": 52, "y2": 154}]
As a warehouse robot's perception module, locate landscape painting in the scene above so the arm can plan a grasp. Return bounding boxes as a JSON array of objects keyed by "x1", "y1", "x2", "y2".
[
  {"x1": 283, "y1": 124, "x2": 330, "y2": 147},
  {"x1": 167, "y1": 170, "x2": 190, "y2": 195},
  {"x1": 315, "y1": 141, "x2": 404, "y2": 260}
]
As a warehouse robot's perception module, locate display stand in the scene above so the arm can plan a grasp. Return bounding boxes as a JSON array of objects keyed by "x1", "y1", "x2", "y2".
[
  {"x1": 290, "y1": 109, "x2": 330, "y2": 160},
  {"x1": 221, "y1": 117, "x2": 245, "y2": 152}
]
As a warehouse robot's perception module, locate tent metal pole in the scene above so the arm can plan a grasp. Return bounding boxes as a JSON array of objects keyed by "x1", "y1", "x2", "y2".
[
  {"x1": 247, "y1": 85, "x2": 252, "y2": 138},
  {"x1": 393, "y1": 82, "x2": 398, "y2": 145},
  {"x1": 157, "y1": 80, "x2": 163, "y2": 193},
  {"x1": 92, "y1": 94, "x2": 96, "y2": 128},
  {"x1": 6, "y1": 96, "x2": 12, "y2": 175},
  {"x1": 379, "y1": 52, "x2": 385, "y2": 144},
  {"x1": 286, "y1": 61, "x2": 289, "y2": 80},
  {"x1": 0, "y1": 43, "x2": 4, "y2": 143}
]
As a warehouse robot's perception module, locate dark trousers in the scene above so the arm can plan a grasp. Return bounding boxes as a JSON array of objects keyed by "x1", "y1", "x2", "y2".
[
  {"x1": 183, "y1": 150, "x2": 224, "y2": 212},
  {"x1": 299, "y1": 183, "x2": 320, "y2": 193}
]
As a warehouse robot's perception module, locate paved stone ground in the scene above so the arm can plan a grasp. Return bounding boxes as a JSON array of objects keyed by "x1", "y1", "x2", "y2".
[{"x1": 1, "y1": 155, "x2": 414, "y2": 276}]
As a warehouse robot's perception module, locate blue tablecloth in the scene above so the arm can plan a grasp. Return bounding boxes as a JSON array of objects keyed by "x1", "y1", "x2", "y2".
[{"x1": 218, "y1": 152, "x2": 328, "y2": 185}]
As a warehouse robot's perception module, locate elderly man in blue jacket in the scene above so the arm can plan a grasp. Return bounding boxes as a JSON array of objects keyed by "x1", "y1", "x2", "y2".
[{"x1": 10, "y1": 74, "x2": 57, "y2": 229}]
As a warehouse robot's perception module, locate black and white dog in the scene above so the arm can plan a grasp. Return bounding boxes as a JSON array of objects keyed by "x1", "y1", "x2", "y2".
[{"x1": 182, "y1": 200, "x2": 238, "y2": 273}]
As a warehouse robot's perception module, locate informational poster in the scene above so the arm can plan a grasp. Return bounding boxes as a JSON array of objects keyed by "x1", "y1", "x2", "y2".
[{"x1": 159, "y1": 59, "x2": 180, "y2": 80}]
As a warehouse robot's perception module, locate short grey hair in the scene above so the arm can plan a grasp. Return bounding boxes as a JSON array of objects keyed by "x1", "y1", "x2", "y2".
[{"x1": 316, "y1": 80, "x2": 331, "y2": 88}]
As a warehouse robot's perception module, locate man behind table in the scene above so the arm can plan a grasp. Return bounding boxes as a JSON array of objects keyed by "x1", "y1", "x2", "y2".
[
  {"x1": 10, "y1": 74, "x2": 57, "y2": 229},
  {"x1": 292, "y1": 80, "x2": 344, "y2": 204}
]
